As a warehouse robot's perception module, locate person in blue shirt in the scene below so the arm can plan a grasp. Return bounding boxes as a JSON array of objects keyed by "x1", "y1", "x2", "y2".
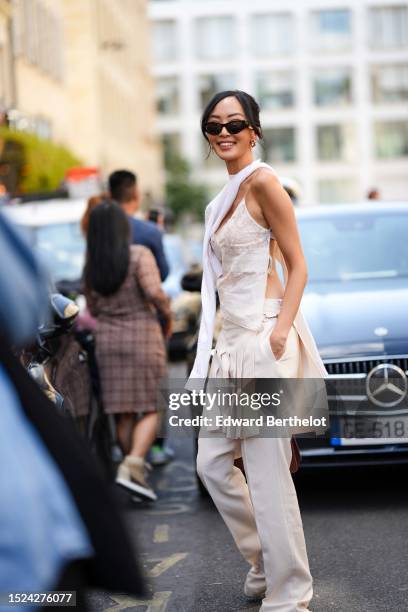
[
  {"x1": 0, "y1": 211, "x2": 145, "y2": 605},
  {"x1": 108, "y1": 170, "x2": 169, "y2": 281}
]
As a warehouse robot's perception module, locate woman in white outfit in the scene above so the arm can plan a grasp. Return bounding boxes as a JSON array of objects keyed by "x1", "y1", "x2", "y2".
[{"x1": 187, "y1": 90, "x2": 329, "y2": 612}]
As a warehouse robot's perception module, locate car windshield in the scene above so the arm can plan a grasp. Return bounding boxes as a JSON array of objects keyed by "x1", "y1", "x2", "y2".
[
  {"x1": 298, "y1": 212, "x2": 408, "y2": 282},
  {"x1": 21, "y1": 222, "x2": 86, "y2": 281}
]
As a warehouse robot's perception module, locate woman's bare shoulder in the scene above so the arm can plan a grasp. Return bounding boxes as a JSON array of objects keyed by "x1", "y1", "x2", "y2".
[
  {"x1": 251, "y1": 167, "x2": 281, "y2": 194},
  {"x1": 245, "y1": 168, "x2": 292, "y2": 219},
  {"x1": 246, "y1": 168, "x2": 282, "y2": 211}
]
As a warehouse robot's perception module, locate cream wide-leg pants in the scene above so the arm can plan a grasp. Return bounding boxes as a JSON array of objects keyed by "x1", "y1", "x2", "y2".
[{"x1": 196, "y1": 299, "x2": 313, "y2": 612}]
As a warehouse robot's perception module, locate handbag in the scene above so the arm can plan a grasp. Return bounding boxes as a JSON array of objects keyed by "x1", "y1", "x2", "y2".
[
  {"x1": 290, "y1": 435, "x2": 301, "y2": 473},
  {"x1": 234, "y1": 436, "x2": 301, "y2": 475}
]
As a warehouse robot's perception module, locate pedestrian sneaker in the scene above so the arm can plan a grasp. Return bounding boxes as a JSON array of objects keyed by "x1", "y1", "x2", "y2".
[
  {"x1": 244, "y1": 558, "x2": 266, "y2": 599},
  {"x1": 147, "y1": 443, "x2": 176, "y2": 466},
  {"x1": 115, "y1": 455, "x2": 157, "y2": 501},
  {"x1": 147, "y1": 444, "x2": 169, "y2": 466}
]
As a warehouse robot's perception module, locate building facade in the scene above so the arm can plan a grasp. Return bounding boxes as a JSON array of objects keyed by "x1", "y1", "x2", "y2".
[
  {"x1": 9, "y1": 0, "x2": 163, "y2": 195},
  {"x1": 0, "y1": 1, "x2": 13, "y2": 115},
  {"x1": 149, "y1": 0, "x2": 408, "y2": 203},
  {"x1": 64, "y1": 0, "x2": 163, "y2": 195},
  {"x1": 11, "y1": 0, "x2": 67, "y2": 141}
]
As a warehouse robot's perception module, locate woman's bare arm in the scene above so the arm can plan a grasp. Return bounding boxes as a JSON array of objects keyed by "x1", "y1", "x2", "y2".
[{"x1": 251, "y1": 170, "x2": 308, "y2": 358}]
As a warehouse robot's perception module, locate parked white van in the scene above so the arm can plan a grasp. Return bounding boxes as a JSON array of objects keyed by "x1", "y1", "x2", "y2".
[{"x1": 3, "y1": 199, "x2": 87, "y2": 282}]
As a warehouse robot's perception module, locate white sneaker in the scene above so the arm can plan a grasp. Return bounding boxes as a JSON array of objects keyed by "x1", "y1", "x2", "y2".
[{"x1": 116, "y1": 455, "x2": 157, "y2": 501}]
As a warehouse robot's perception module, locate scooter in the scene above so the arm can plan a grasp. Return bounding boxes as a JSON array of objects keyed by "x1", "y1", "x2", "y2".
[
  {"x1": 22, "y1": 292, "x2": 121, "y2": 479},
  {"x1": 21, "y1": 293, "x2": 81, "y2": 418}
]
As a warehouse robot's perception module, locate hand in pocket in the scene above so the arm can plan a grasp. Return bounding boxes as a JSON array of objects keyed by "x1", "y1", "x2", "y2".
[{"x1": 268, "y1": 328, "x2": 288, "y2": 361}]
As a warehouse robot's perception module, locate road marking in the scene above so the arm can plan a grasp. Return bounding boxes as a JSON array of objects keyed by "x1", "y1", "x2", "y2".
[
  {"x1": 153, "y1": 524, "x2": 169, "y2": 543},
  {"x1": 104, "y1": 591, "x2": 172, "y2": 611},
  {"x1": 145, "y1": 501, "x2": 191, "y2": 515},
  {"x1": 147, "y1": 552, "x2": 189, "y2": 577},
  {"x1": 156, "y1": 476, "x2": 197, "y2": 493}
]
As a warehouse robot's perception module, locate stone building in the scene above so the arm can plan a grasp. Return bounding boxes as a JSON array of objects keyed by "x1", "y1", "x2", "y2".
[{"x1": 8, "y1": 0, "x2": 163, "y2": 195}]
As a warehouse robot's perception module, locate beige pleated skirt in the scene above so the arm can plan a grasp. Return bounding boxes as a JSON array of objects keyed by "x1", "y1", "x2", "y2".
[{"x1": 204, "y1": 298, "x2": 301, "y2": 439}]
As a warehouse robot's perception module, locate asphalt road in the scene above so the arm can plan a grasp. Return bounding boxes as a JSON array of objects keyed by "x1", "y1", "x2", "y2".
[{"x1": 89, "y1": 364, "x2": 408, "y2": 612}]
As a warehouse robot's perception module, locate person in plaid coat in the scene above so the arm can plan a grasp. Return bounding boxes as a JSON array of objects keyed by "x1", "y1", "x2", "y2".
[{"x1": 84, "y1": 201, "x2": 172, "y2": 500}]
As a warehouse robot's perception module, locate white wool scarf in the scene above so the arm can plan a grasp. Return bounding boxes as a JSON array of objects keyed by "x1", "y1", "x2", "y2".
[{"x1": 185, "y1": 158, "x2": 277, "y2": 390}]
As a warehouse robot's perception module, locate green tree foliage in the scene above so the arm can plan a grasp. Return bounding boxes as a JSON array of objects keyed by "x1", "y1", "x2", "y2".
[
  {"x1": 0, "y1": 127, "x2": 82, "y2": 194},
  {"x1": 164, "y1": 153, "x2": 208, "y2": 221}
]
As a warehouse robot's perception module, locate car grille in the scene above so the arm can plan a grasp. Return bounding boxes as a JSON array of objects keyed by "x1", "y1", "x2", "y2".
[
  {"x1": 324, "y1": 355, "x2": 408, "y2": 414},
  {"x1": 325, "y1": 356, "x2": 408, "y2": 376}
]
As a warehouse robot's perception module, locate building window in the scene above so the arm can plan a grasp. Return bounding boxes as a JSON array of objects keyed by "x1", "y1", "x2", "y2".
[
  {"x1": 194, "y1": 17, "x2": 236, "y2": 60},
  {"x1": 250, "y1": 13, "x2": 294, "y2": 57},
  {"x1": 368, "y1": 6, "x2": 408, "y2": 49},
  {"x1": 374, "y1": 120, "x2": 408, "y2": 159},
  {"x1": 263, "y1": 127, "x2": 296, "y2": 163},
  {"x1": 48, "y1": 14, "x2": 64, "y2": 81},
  {"x1": 372, "y1": 174, "x2": 408, "y2": 200},
  {"x1": 12, "y1": 0, "x2": 24, "y2": 56},
  {"x1": 12, "y1": 0, "x2": 64, "y2": 81},
  {"x1": 24, "y1": 0, "x2": 37, "y2": 64},
  {"x1": 317, "y1": 178, "x2": 358, "y2": 203},
  {"x1": 313, "y1": 67, "x2": 352, "y2": 106},
  {"x1": 197, "y1": 73, "x2": 236, "y2": 109},
  {"x1": 255, "y1": 70, "x2": 295, "y2": 109},
  {"x1": 152, "y1": 20, "x2": 178, "y2": 62},
  {"x1": 317, "y1": 124, "x2": 356, "y2": 162},
  {"x1": 155, "y1": 77, "x2": 180, "y2": 115},
  {"x1": 310, "y1": 9, "x2": 352, "y2": 51},
  {"x1": 371, "y1": 64, "x2": 408, "y2": 103},
  {"x1": 162, "y1": 133, "x2": 181, "y2": 166}
]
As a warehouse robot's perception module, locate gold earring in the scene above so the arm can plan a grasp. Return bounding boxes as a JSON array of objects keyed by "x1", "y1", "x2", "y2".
[{"x1": 250, "y1": 140, "x2": 256, "y2": 148}]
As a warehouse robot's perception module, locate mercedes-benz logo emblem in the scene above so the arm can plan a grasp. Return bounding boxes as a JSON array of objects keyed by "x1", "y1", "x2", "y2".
[{"x1": 366, "y1": 364, "x2": 407, "y2": 408}]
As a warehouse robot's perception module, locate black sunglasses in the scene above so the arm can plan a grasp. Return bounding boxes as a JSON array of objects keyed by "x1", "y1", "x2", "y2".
[{"x1": 204, "y1": 120, "x2": 251, "y2": 136}]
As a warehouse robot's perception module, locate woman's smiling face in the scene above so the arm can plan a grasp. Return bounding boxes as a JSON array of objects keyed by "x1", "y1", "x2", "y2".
[{"x1": 206, "y1": 96, "x2": 255, "y2": 163}]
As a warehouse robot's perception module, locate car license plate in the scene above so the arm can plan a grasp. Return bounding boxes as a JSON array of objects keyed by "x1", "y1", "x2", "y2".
[{"x1": 331, "y1": 415, "x2": 408, "y2": 446}]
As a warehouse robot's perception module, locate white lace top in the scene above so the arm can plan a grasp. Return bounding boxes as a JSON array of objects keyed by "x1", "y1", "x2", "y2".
[{"x1": 210, "y1": 198, "x2": 276, "y2": 331}]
